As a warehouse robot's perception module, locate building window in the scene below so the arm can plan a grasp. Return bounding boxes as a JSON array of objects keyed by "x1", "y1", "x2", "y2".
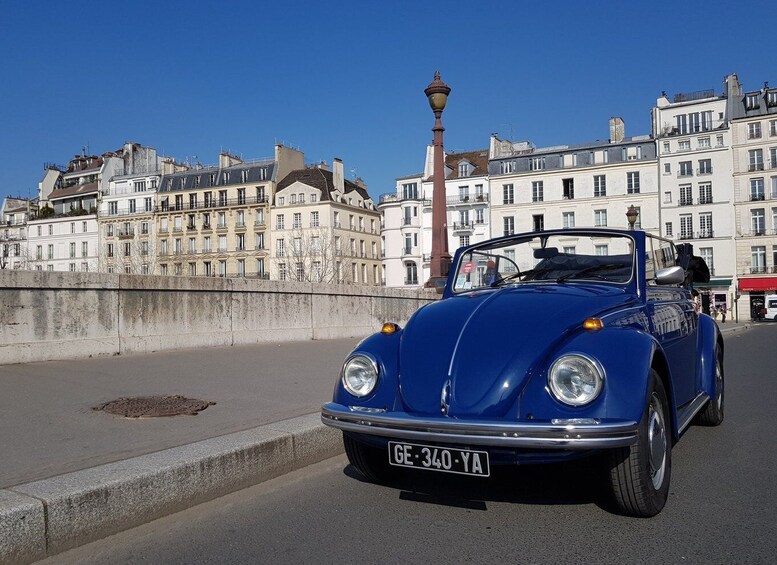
[
  {"x1": 678, "y1": 162, "x2": 693, "y2": 177},
  {"x1": 458, "y1": 186, "x2": 469, "y2": 202},
  {"x1": 529, "y1": 157, "x2": 545, "y2": 171},
  {"x1": 562, "y1": 178, "x2": 574, "y2": 199},
  {"x1": 749, "y1": 149, "x2": 764, "y2": 171},
  {"x1": 680, "y1": 184, "x2": 693, "y2": 206},
  {"x1": 746, "y1": 94, "x2": 760, "y2": 110},
  {"x1": 459, "y1": 236, "x2": 470, "y2": 248},
  {"x1": 502, "y1": 184, "x2": 514, "y2": 204},
  {"x1": 81, "y1": 242, "x2": 88, "y2": 257},
  {"x1": 698, "y1": 137, "x2": 710, "y2": 148},
  {"x1": 458, "y1": 163, "x2": 469, "y2": 177},
  {"x1": 532, "y1": 181, "x2": 544, "y2": 202},
  {"x1": 594, "y1": 209, "x2": 607, "y2": 227},
  {"x1": 69, "y1": 242, "x2": 76, "y2": 258},
  {"x1": 680, "y1": 215, "x2": 693, "y2": 239},
  {"x1": 699, "y1": 212, "x2": 713, "y2": 238},
  {"x1": 699, "y1": 248, "x2": 713, "y2": 275},
  {"x1": 311, "y1": 211, "x2": 319, "y2": 227},
  {"x1": 405, "y1": 262, "x2": 418, "y2": 285},
  {"x1": 627, "y1": 172, "x2": 640, "y2": 193},
  {"x1": 593, "y1": 175, "x2": 606, "y2": 197},
  {"x1": 748, "y1": 122, "x2": 762, "y2": 139},
  {"x1": 503, "y1": 216, "x2": 514, "y2": 236},
  {"x1": 595, "y1": 245, "x2": 609, "y2": 256},
  {"x1": 293, "y1": 213, "x2": 302, "y2": 229},
  {"x1": 401, "y1": 182, "x2": 418, "y2": 200},
  {"x1": 751, "y1": 246, "x2": 766, "y2": 273},
  {"x1": 771, "y1": 120, "x2": 777, "y2": 137},
  {"x1": 699, "y1": 183, "x2": 712, "y2": 204},
  {"x1": 751, "y1": 209, "x2": 766, "y2": 235},
  {"x1": 750, "y1": 178, "x2": 765, "y2": 201},
  {"x1": 665, "y1": 222, "x2": 673, "y2": 237},
  {"x1": 562, "y1": 212, "x2": 575, "y2": 229},
  {"x1": 532, "y1": 214, "x2": 544, "y2": 232},
  {"x1": 698, "y1": 159, "x2": 712, "y2": 175},
  {"x1": 500, "y1": 161, "x2": 515, "y2": 174},
  {"x1": 664, "y1": 191, "x2": 672, "y2": 204},
  {"x1": 276, "y1": 214, "x2": 285, "y2": 230}
]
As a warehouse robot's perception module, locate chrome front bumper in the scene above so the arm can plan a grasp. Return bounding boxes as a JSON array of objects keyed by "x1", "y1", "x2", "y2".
[{"x1": 321, "y1": 403, "x2": 639, "y2": 449}]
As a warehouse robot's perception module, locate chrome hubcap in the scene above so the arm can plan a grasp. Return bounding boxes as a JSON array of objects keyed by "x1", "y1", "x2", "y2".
[{"x1": 647, "y1": 393, "x2": 667, "y2": 490}]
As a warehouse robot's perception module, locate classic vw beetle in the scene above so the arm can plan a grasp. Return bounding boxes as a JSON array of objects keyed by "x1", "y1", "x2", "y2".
[{"x1": 322, "y1": 228, "x2": 723, "y2": 517}]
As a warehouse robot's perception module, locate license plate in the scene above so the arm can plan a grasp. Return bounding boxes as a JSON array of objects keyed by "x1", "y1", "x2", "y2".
[{"x1": 388, "y1": 441, "x2": 490, "y2": 477}]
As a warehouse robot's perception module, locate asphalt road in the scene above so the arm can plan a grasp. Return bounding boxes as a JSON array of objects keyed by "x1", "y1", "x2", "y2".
[{"x1": 43, "y1": 324, "x2": 777, "y2": 565}]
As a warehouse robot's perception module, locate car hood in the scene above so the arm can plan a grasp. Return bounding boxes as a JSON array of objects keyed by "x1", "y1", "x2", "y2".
[{"x1": 398, "y1": 285, "x2": 635, "y2": 418}]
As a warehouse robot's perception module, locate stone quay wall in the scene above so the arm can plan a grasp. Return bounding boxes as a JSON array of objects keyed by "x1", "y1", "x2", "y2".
[{"x1": 0, "y1": 271, "x2": 437, "y2": 365}]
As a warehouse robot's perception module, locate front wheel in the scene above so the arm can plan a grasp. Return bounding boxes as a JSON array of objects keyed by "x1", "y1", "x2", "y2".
[
  {"x1": 608, "y1": 370, "x2": 672, "y2": 517},
  {"x1": 343, "y1": 433, "x2": 398, "y2": 483}
]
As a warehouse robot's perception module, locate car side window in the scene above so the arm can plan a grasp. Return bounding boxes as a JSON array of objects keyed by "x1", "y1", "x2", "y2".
[{"x1": 646, "y1": 236, "x2": 677, "y2": 285}]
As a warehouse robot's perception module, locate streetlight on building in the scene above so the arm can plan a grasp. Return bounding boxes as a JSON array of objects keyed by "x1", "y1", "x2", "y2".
[
  {"x1": 424, "y1": 71, "x2": 452, "y2": 290},
  {"x1": 626, "y1": 205, "x2": 639, "y2": 230}
]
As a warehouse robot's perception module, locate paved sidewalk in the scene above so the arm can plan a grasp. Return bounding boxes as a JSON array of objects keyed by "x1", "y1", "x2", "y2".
[{"x1": 0, "y1": 338, "x2": 358, "y2": 489}]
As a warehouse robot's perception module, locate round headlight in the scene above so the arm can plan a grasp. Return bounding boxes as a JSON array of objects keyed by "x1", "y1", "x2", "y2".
[
  {"x1": 548, "y1": 354, "x2": 604, "y2": 406},
  {"x1": 341, "y1": 354, "x2": 379, "y2": 397}
]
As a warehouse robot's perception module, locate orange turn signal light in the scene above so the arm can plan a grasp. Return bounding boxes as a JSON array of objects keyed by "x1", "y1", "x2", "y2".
[
  {"x1": 381, "y1": 322, "x2": 400, "y2": 335},
  {"x1": 583, "y1": 318, "x2": 603, "y2": 331}
]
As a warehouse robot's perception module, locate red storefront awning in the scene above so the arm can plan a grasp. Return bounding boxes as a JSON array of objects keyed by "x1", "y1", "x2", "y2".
[{"x1": 738, "y1": 277, "x2": 777, "y2": 292}]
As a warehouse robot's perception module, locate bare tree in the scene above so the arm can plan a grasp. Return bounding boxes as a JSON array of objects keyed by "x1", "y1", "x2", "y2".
[
  {"x1": 276, "y1": 226, "x2": 353, "y2": 284},
  {"x1": 99, "y1": 237, "x2": 159, "y2": 275}
]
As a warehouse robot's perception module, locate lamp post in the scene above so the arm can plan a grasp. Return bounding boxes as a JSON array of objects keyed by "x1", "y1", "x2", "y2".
[
  {"x1": 626, "y1": 205, "x2": 639, "y2": 230},
  {"x1": 424, "y1": 71, "x2": 452, "y2": 289}
]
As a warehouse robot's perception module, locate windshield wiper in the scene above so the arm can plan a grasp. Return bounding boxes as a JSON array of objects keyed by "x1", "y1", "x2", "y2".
[
  {"x1": 555, "y1": 263, "x2": 628, "y2": 283},
  {"x1": 491, "y1": 267, "x2": 553, "y2": 287}
]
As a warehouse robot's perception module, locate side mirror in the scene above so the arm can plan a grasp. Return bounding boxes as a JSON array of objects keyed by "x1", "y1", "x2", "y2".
[{"x1": 654, "y1": 265, "x2": 685, "y2": 286}]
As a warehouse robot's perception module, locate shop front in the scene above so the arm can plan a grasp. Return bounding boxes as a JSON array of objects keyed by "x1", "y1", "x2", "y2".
[{"x1": 738, "y1": 276, "x2": 777, "y2": 321}]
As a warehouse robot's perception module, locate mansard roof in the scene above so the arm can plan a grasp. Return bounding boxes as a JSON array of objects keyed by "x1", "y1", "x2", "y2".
[
  {"x1": 158, "y1": 161, "x2": 276, "y2": 193},
  {"x1": 276, "y1": 167, "x2": 370, "y2": 202}
]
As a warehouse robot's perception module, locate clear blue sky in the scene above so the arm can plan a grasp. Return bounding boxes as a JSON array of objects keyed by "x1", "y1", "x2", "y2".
[{"x1": 1, "y1": 0, "x2": 775, "y2": 201}]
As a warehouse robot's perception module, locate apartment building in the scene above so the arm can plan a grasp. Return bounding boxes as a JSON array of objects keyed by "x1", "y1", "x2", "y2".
[
  {"x1": 98, "y1": 143, "x2": 162, "y2": 274},
  {"x1": 489, "y1": 120, "x2": 658, "y2": 239},
  {"x1": 728, "y1": 77, "x2": 777, "y2": 319},
  {"x1": 154, "y1": 146, "x2": 303, "y2": 277},
  {"x1": 1, "y1": 197, "x2": 36, "y2": 269},
  {"x1": 272, "y1": 158, "x2": 381, "y2": 285},
  {"x1": 27, "y1": 151, "x2": 120, "y2": 272},
  {"x1": 652, "y1": 79, "x2": 736, "y2": 309},
  {"x1": 379, "y1": 148, "x2": 491, "y2": 287}
]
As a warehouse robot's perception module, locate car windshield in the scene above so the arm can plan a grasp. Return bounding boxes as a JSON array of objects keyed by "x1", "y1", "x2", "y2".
[{"x1": 451, "y1": 232, "x2": 635, "y2": 293}]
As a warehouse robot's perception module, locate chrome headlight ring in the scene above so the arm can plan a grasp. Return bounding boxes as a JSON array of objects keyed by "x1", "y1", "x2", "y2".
[
  {"x1": 548, "y1": 353, "x2": 605, "y2": 407},
  {"x1": 341, "y1": 353, "x2": 380, "y2": 398}
]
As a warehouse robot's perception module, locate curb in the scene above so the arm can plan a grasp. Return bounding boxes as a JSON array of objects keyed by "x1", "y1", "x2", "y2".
[{"x1": 0, "y1": 413, "x2": 342, "y2": 565}]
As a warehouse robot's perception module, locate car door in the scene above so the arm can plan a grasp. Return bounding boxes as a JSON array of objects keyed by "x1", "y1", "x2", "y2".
[{"x1": 645, "y1": 237, "x2": 698, "y2": 406}]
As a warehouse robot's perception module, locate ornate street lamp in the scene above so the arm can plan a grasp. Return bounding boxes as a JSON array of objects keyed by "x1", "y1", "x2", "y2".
[
  {"x1": 424, "y1": 71, "x2": 452, "y2": 289},
  {"x1": 626, "y1": 205, "x2": 639, "y2": 230}
]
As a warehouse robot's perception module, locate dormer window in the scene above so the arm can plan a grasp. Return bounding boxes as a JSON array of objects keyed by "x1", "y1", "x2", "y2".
[
  {"x1": 458, "y1": 162, "x2": 469, "y2": 177},
  {"x1": 746, "y1": 93, "x2": 760, "y2": 110}
]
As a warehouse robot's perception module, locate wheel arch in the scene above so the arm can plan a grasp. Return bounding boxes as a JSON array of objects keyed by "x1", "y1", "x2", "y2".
[{"x1": 649, "y1": 346, "x2": 679, "y2": 442}]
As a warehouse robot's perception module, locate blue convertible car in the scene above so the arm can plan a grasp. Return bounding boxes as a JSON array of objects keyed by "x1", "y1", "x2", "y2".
[{"x1": 322, "y1": 228, "x2": 723, "y2": 517}]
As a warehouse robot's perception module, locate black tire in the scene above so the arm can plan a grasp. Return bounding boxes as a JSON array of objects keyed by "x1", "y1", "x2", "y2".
[
  {"x1": 697, "y1": 348, "x2": 724, "y2": 426},
  {"x1": 343, "y1": 433, "x2": 398, "y2": 483},
  {"x1": 608, "y1": 370, "x2": 672, "y2": 517}
]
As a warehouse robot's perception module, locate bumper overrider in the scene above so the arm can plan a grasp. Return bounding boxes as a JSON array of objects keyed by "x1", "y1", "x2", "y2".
[{"x1": 321, "y1": 402, "x2": 639, "y2": 449}]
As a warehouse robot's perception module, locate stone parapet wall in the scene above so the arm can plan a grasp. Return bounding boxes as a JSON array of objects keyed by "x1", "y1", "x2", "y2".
[{"x1": 0, "y1": 271, "x2": 437, "y2": 365}]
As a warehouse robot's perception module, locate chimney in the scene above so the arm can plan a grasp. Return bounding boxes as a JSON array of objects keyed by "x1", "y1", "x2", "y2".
[
  {"x1": 333, "y1": 158, "x2": 344, "y2": 192},
  {"x1": 609, "y1": 117, "x2": 625, "y2": 144}
]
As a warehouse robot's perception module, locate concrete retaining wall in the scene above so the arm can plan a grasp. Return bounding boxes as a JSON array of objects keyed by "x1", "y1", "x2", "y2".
[{"x1": 0, "y1": 271, "x2": 437, "y2": 365}]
